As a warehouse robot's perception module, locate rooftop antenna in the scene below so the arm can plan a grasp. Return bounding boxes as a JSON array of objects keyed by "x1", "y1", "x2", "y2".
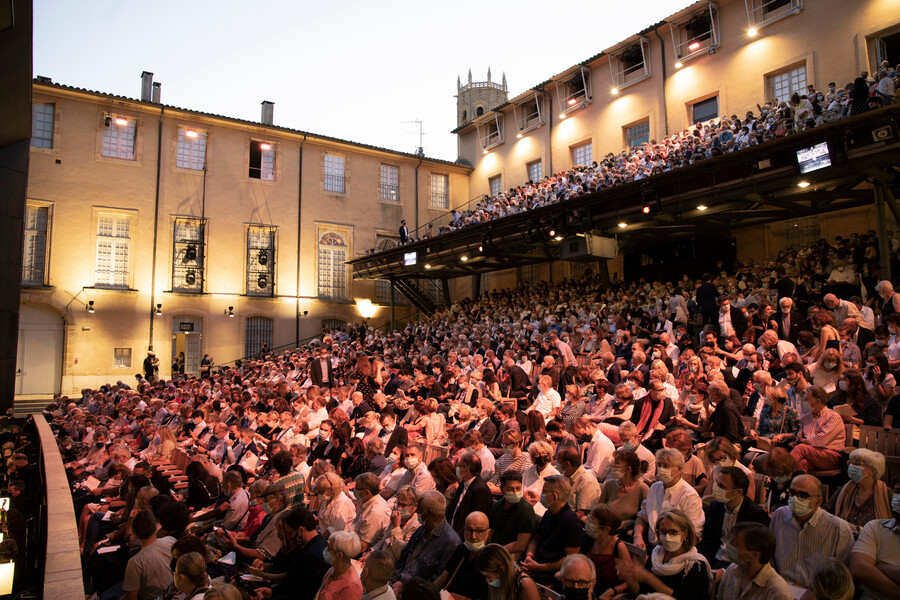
[{"x1": 402, "y1": 120, "x2": 425, "y2": 157}]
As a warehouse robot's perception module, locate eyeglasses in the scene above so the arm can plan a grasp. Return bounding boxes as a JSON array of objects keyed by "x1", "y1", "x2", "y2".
[
  {"x1": 658, "y1": 528, "x2": 682, "y2": 537},
  {"x1": 561, "y1": 578, "x2": 594, "y2": 589},
  {"x1": 788, "y1": 489, "x2": 820, "y2": 500},
  {"x1": 463, "y1": 527, "x2": 488, "y2": 535}
]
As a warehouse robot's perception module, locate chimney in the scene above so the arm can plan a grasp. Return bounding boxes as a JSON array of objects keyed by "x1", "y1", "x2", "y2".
[
  {"x1": 151, "y1": 82, "x2": 162, "y2": 104},
  {"x1": 141, "y1": 71, "x2": 154, "y2": 102},
  {"x1": 261, "y1": 101, "x2": 274, "y2": 125}
]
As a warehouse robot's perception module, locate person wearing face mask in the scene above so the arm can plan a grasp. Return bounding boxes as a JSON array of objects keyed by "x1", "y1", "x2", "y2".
[
  {"x1": 307, "y1": 420, "x2": 342, "y2": 467},
  {"x1": 716, "y1": 522, "x2": 793, "y2": 600},
  {"x1": 314, "y1": 472, "x2": 357, "y2": 539},
  {"x1": 789, "y1": 385, "x2": 846, "y2": 472},
  {"x1": 824, "y1": 449, "x2": 892, "y2": 532},
  {"x1": 476, "y1": 543, "x2": 540, "y2": 600},
  {"x1": 316, "y1": 530, "x2": 363, "y2": 600},
  {"x1": 579, "y1": 504, "x2": 630, "y2": 599},
  {"x1": 433, "y1": 511, "x2": 491, "y2": 599},
  {"x1": 447, "y1": 453, "x2": 493, "y2": 538},
  {"x1": 861, "y1": 353, "x2": 896, "y2": 404},
  {"x1": 223, "y1": 482, "x2": 290, "y2": 562},
  {"x1": 390, "y1": 490, "x2": 461, "y2": 592},
  {"x1": 521, "y1": 476, "x2": 584, "y2": 589},
  {"x1": 489, "y1": 471, "x2": 535, "y2": 559},
  {"x1": 697, "y1": 467, "x2": 769, "y2": 569},
  {"x1": 351, "y1": 473, "x2": 391, "y2": 553},
  {"x1": 770, "y1": 474, "x2": 854, "y2": 590},
  {"x1": 633, "y1": 448, "x2": 704, "y2": 551},
  {"x1": 616, "y1": 421, "x2": 656, "y2": 483},
  {"x1": 248, "y1": 507, "x2": 330, "y2": 600},
  {"x1": 619, "y1": 509, "x2": 713, "y2": 600},
  {"x1": 774, "y1": 297, "x2": 803, "y2": 346},
  {"x1": 488, "y1": 431, "x2": 532, "y2": 492},
  {"x1": 370, "y1": 486, "x2": 420, "y2": 562},
  {"x1": 828, "y1": 369, "x2": 883, "y2": 427},
  {"x1": 521, "y1": 441, "x2": 559, "y2": 501},
  {"x1": 849, "y1": 482, "x2": 900, "y2": 600},
  {"x1": 571, "y1": 417, "x2": 616, "y2": 482},
  {"x1": 384, "y1": 445, "x2": 435, "y2": 499}
]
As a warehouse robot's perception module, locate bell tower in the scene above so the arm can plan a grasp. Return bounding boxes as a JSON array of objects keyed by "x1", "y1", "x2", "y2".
[{"x1": 456, "y1": 67, "x2": 508, "y2": 127}]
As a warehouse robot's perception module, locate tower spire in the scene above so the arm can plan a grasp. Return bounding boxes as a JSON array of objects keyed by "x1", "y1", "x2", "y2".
[
  {"x1": 487, "y1": 67, "x2": 492, "y2": 83},
  {"x1": 468, "y1": 69, "x2": 472, "y2": 85}
]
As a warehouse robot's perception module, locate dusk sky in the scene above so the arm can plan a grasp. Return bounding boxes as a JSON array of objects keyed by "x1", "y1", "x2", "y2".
[{"x1": 34, "y1": 0, "x2": 695, "y2": 161}]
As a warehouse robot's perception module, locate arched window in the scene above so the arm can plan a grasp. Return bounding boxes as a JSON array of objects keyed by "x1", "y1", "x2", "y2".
[
  {"x1": 318, "y1": 231, "x2": 347, "y2": 300},
  {"x1": 476, "y1": 106, "x2": 484, "y2": 117},
  {"x1": 462, "y1": 110, "x2": 467, "y2": 122}
]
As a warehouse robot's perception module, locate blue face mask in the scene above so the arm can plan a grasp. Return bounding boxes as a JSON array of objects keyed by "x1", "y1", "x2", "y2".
[
  {"x1": 487, "y1": 578, "x2": 501, "y2": 588},
  {"x1": 847, "y1": 464, "x2": 866, "y2": 482},
  {"x1": 323, "y1": 548, "x2": 333, "y2": 564}
]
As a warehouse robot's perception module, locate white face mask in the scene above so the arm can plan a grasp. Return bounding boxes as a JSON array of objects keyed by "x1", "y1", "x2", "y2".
[
  {"x1": 789, "y1": 496, "x2": 814, "y2": 517},
  {"x1": 405, "y1": 457, "x2": 419, "y2": 470},
  {"x1": 504, "y1": 490, "x2": 522, "y2": 504},
  {"x1": 658, "y1": 467, "x2": 675, "y2": 483},
  {"x1": 661, "y1": 533, "x2": 683, "y2": 552},
  {"x1": 464, "y1": 540, "x2": 485, "y2": 552}
]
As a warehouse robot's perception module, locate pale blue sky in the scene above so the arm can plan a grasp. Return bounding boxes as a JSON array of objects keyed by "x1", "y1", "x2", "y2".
[{"x1": 34, "y1": 0, "x2": 695, "y2": 161}]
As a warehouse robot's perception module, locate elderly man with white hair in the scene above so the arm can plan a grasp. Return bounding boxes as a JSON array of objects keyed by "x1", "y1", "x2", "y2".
[
  {"x1": 757, "y1": 330, "x2": 797, "y2": 363},
  {"x1": 823, "y1": 293, "x2": 866, "y2": 328},
  {"x1": 633, "y1": 448, "x2": 704, "y2": 550}
]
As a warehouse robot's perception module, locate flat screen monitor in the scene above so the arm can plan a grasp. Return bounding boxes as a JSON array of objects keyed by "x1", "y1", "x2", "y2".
[
  {"x1": 796, "y1": 141, "x2": 831, "y2": 174},
  {"x1": 403, "y1": 251, "x2": 417, "y2": 266}
]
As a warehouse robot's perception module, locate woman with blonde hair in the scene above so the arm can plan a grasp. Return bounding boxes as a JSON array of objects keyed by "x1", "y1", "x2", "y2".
[
  {"x1": 476, "y1": 544, "x2": 539, "y2": 600},
  {"x1": 314, "y1": 471, "x2": 356, "y2": 538},
  {"x1": 174, "y1": 552, "x2": 211, "y2": 600},
  {"x1": 810, "y1": 559, "x2": 854, "y2": 600},
  {"x1": 810, "y1": 347, "x2": 844, "y2": 393}
]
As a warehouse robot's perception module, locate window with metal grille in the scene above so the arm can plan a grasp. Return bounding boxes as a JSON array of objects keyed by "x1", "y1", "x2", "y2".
[
  {"x1": 95, "y1": 214, "x2": 131, "y2": 288},
  {"x1": 23, "y1": 204, "x2": 50, "y2": 286},
  {"x1": 114, "y1": 347, "x2": 132, "y2": 368},
  {"x1": 572, "y1": 142, "x2": 592, "y2": 167},
  {"x1": 380, "y1": 165, "x2": 399, "y2": 201},
  {"x1": 782, "y1": 216, "x2": 820, "y2": 250},
  {"x1": 318, "y1": 231, "x2": 347, "y2": 300},
  {"x1": 244, "y1": 317, "x2": 273, "y2": 358},
  {"x1": 527, "y1": 160, "x2": 543, "y2": 183},
  {"x1": 32, "y1": 103, "x2": 54, "y2": 149},
  {"x1": 626, "y1": 121, "x2": 650, "y2": 149},
  {"x1": 172, "y1": 217, "x2": 205, "y2": 293},
  {"x1": 324, "y1": 154, "x2": 345, "y2": 193},
  {"x1": 746, "y1": 0, "x2": 802, "y2": 27},
  {"x1": 489, "y1": 175, "x2": 502, "y2": 197},
  {"x1": 769, "y1": 65, "x2": 807, "y2": 103},
  {"x1": 246, "y1": 225, "x2": 276, "y2": 296},
  {"x1": 102, "y1": 114, "x2": 136, "y2": 160},
  {"x1": 430, "y1": 174, "x2": 449, "y2": 209},
  {"x1": 322, "y1": 319, "x2": 347, "y2": 332},
  {"x1": 691, "y1": 97, "x2": 719, "y2": 124},
  {"x1": 249, "y1": 140, "x2": 275, "y2": 180},
  {"x1": 177, "y1": 127, "x2": 207, "y2": 170},
  {"x1": 518, "y1": 264, "x2": 538, "y2": 285},
  {"x1": 480, "y1": 272, "x2": 491, "y2": 294}
]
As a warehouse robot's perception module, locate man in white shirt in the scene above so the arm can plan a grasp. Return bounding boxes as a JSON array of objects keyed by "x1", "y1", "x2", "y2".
[
  {"x1": 633, "y1": 448, "x2": 704, "y2": 549},
  {"x1": 549, "y1": 332, "x2": 577, "y2": 369},
  {"x1": 353, "y1": 473, "x2": 392, "y2": 553},
  {"x1": 572, "y1": 417, "x2": 615, "y2": 482},
  {"x1": 462, "y1": 430, "x2": 495, "y2": 484},
  {"x1": 617, "y1": 422, "x2": 655, "y2": 484},
  {"x1": 850, "y1": 483, "x2": 900, "y2": 600},
  {"x1": 525, "y1": 375, "x2": 561, "y2": 419},
  {"x1": 824, "y1": 293, "x2": 865, "y2": 328}
]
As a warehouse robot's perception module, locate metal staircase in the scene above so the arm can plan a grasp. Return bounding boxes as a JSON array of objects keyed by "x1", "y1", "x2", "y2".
[{"x1": 392, "y1": 277, "x2": 446, "y2": 316}]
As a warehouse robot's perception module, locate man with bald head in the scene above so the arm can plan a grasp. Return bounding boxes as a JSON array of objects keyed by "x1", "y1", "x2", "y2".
[
  {"x1": 824, "y1": 293, "x2": 866, "y2": 328},
  {"x1": 557, "y1": 553, "x2": 596, "y2": 600},
  {"x1": 769, "y1": 474, "x2": 854, "y2": 589},
  {"x1": 843, "y1": 316, "x2": 875, "y2": 350},
  {"x1": 433, "y1": 511, "x2": 490, "y2": 600}
]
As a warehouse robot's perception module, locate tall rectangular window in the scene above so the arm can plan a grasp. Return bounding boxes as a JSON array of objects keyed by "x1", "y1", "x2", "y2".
[
  {"x1": 324, "y1": 154, "x2": 345, "y2": 193},
  {"x1": 430, "y1": 174, "x2": 449, "y2": 209},
  {"x1": 95, "y1": 214, "x2": 131, "y2": 288},
  {"x1": 691, "y1": 97, "x2": 719, "y2": 123},
  {"x1": 518, "y1": 264, "x2": 538, "y2": 284},
  {"x1": 246, "y1": 226, "x2": 276, "y2": 297},
  {"x1": 22, "y1": 204, "x2": 50, "y2": 286},
  {"x1": 249, "y1": 140, "x2": 275, "y2": 180},
  {"x1": 102, "y1": 114, "x2": 137, "y2": 160},
  {"x1": 172, "y1": 217, "x2": 205, "y2": 293},
  {"x1": 380, "y1": 165, "x2": 399, "y2": 202},
  {"x1": 32, "y1": 103, "x2": 54, "y2": 149},
  {"x1": 177, "y1": 127, "x2": 207, "y2": 170},
  {"x1": 318, "y1": 231, "x2": 348, "y2": 300},
  {"x1": 489, "y1": 175, "x2": 503, "y2": 197},
  {"x1": 769, "y1": 65, "x2": 807, "y2": 103},
  {"x1": 244, "y1": 317, "x2": 273, "y2": 358},
  {"x1": 626, "y1": 121, "x2": 650, "y2": 149},
  {"x1": 527, "y1": 160, "x2": 543, "y2": 183},
  {"x1": 572, "y1": 142, "x2": 592, "y2": 167}
]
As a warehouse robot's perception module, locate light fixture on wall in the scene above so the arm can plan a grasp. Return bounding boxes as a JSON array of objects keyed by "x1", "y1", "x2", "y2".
[
  {"x1": 87, "y1": 300, "x2": 95, "y2": 314},
  {"x1": 185, "y1": 129, "x2": 199, "y2": 138},
  {"x1": 225, "y1": 306, "x2": 234, "y2": 318},
  {"x1": 115, "y1": 117, "x2": 129, "y2": 126},
  {"x1": 155, "y1": 304, "x2": 162, "y2": 316},
  {"x1": 747, "y1": 27, "x2": 758, "y2": 37},
  {"x1": 675, "y1": 61, "x2": 684, "y2": 69}
]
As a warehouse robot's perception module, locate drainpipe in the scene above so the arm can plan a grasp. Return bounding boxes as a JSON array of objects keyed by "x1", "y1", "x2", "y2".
[
  {"x1": 149, "y1": 105, "x2": 164, "y2": 352},
  {"x1": 414, "y1": 152, "x2": 423, "y2": 232},
  {"x1": 654, "y1": 25, "x2": 670, "y2": 136},
  {"x1": 544, "y1": 85, "x2": 553, "y2": 175},
  {"x1": 296, "y1": 135, "x2": 307, "y2": 346}
]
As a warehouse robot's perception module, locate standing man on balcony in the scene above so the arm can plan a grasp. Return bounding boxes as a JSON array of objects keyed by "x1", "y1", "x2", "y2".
[{"x1": 399, "y1": 220, "x2": 409, "y2": 244}]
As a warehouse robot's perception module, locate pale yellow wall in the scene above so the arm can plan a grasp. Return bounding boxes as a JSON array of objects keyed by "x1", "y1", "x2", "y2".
[{"x1": 25, "y1": 85, "x2": 470, "y2": 393}]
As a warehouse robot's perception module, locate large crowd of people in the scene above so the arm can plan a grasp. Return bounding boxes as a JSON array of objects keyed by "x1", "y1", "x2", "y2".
[
  {"x1": 47, "y1": 224, "x2": 900, "y2": 600},
  {"x1": 401, "y1": 65, "x2": 899, "y2": 242}
]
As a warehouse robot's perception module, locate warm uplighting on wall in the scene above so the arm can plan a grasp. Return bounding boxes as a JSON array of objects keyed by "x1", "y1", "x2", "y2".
[
  {"x1": 115, "y1": 117, "x2": 129, "y2": 126},
  {"x1": 797, "y1": 181, "x2": 811, "y2": 188},
  {"x1": 748, "y1": 27, "x2": 758, "y2": 37},
  {"x1": 611, "y1": 87, "x2": 619, "y2": 95},
  {"x1": 618, "y1": 221, "x2": 627, "y2": 228},
  {"x1": 675, "y1": 61, "x2": 684, "y2": 69},
  {"x1": 356, "y1": 299, "x2": 377, "y2": 319},
  {"x1": 697, "y1": 204, "x2": 708, "y2": 211},
  {"x1": 517, "y1": 132, "x2": 523, "y2": 139},
  {"x1": 482, "y1": 148, "x2": 489, "y2": 154},
  {"x1": 559, "y1": 112, "x2": 567, "y2": 119}
]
